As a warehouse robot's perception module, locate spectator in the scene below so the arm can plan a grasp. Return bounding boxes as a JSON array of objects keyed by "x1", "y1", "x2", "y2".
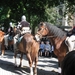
[
  {"x1": 39, "y1": 41, "x2": 45, "y2": 56},
  {"x1": 44, "y1": 41, "x2": 52, "y2": 57},
  {"x1": 50, "y1": 43, "x2": 54, "y2": 57},
  {"x1": 61, "y1": 50, "x2": 75, "y2": 75}
]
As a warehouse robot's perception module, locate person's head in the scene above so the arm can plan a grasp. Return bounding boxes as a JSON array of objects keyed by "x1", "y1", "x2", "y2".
[
  {"x1": 21, "y1": 15, "x2": 26, "y2": 21},
  {"x1": 9, "y1": 22, "x2": 13, "y2": 27},
  {"x1": 41, "y1": 41, "x2": 44, "y2": 44},
  {"x1": 61, "y1": 51, "x2": 75, "y2": 75},
  {"x1": 46, "y1": 41, "x2": 49, "y2": 44},
  {"x1": 1, "y1": 27, "x2": 4, "y2": 31}
]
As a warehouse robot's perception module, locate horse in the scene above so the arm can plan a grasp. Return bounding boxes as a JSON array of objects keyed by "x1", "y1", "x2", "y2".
[
  {"x1": 14, "y1": 32, "x2": 39, "y2": 75},
  {"x1": 35, "y1": 22, "x2": 69, "y2": 73},
  {"x1": 0, "y1": 30, "x2": 5, "y2": 56}
]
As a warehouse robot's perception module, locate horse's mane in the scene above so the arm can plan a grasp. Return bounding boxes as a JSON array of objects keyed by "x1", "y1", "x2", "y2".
[{"x1": 45, "y1": 22, "x2": 67, "y2": 39}]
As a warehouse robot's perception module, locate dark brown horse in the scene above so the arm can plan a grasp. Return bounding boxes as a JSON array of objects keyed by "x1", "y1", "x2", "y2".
[
  {"x1": 35, "y1": 22, "x2": 68, "y2": 71},
  {"x1": 0, "y1": 30, "x2": 5, "y2": 56},
  {"x1": 14, "y1": 32, "x2": 39, "y2": 75}
]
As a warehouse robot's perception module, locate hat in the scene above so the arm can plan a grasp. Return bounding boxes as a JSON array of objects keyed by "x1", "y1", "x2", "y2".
[
  {"x1": 21, "y1": 15, "x2": 26, "y2": 21},
  {"x1": 9, "y1": 22, "x2": 13, "y2": 27},
  {"x1": 1, "y1": 27, "x2": 4, "y2": 30}
]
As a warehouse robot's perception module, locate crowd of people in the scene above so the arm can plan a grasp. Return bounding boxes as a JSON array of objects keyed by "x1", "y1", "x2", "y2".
[{"x1": 39, "y1": 40, "x2": 54, "y2": 57}]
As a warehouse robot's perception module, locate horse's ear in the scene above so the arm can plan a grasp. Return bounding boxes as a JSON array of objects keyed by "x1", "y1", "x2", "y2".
[
  {"x1": 39, "y1": 22, "x2": 43, "y2": 26},
  {"x1": 43, "y1": 23, "x2": 46, "y2": 26}
]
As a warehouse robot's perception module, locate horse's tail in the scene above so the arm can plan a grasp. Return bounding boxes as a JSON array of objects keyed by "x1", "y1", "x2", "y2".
[
  {"x1": 30, "y1": 42, "x2": 39, "y2": 63},
  {"x1": 30, "y1": 44, "x2": 36, "y2": 63}
]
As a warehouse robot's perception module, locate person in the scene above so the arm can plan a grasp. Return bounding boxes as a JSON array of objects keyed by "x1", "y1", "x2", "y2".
[
  {"x1": 44, "y1": 41, "x2": 52, "y2": 57},
  {"x1": 4, "y1": 22, "x2": 14, "y2": 49},
  {"x1": 61, "y1": 50, "x2": 75, "y2": 75},
  {"x1": 39, "y1": 41, "x2": 45, "y2": 56},
  {"x1": 7, "y1": 22, "x2": 14, "y2": 40},
  {"x1": 19, "y1": 15, "x2": 31, "y2": 35},
  {"x1": 1, "y1": 26, "x2": 5, "y2": 32},
  {"x1": 50, "y1": 43, "x2": 54, "y2": 57},
  {"x1": 65, "y1": 25, "x2": 75, "y2": 52},
  {"x1": 16, "y1": 15, "x2": 31, "y2": 43}
]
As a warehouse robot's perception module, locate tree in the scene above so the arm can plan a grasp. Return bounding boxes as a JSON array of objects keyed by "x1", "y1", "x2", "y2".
[{"x1": 0, "y1": 0, "x2": 75, "y2": 32}]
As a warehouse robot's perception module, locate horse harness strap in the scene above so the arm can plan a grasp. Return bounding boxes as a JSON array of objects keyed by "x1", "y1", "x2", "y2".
[{"x1": 46, "y1": 36, "x2": 55, "y2": 38}]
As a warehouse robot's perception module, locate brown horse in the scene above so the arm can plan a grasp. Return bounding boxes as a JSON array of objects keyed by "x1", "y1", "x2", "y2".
[
  {"x1": 0, "y1": 30, "x2": 5, "y2": 56},
  {"x1": 14, "y1": 32, "x2": 39, "y2": 75},
  {"x1": 35, "y1": 22, "x2": 69, "y2": 69}
]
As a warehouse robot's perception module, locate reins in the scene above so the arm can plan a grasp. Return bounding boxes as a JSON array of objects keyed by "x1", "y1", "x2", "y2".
[
  {"x1": 46, "y1": 36, "x2": 55, "y2": 38},
  {"x1": 42, "y1": 35, "x2": 55, "y2": 39}
]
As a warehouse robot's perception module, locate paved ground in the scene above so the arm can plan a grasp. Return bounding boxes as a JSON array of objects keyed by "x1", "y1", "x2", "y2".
[{"x1": 0, "y1": 50, "x2": 58, "y2": 75}]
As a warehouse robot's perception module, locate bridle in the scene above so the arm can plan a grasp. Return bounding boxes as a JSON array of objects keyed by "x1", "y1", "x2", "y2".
[{"x1": 36, "y1": 26, "x2": 55, "y2": 39}]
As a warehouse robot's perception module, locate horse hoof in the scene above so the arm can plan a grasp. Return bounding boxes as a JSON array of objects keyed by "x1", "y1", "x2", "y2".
[
  {"x1": 18, "y1": 65, "x2": 21, "y2": 68},
  {"x1": 0, "y1": 54, "x2": 4, "y2": 58},
  {"x1": 14, "y1": 65, "x2": 18, "y2": 68},
  {"x1": 34, "y1": 74, "x2": 37, "y2": 75},
  {"x1": 29, "y1": 73, "x2": 33, "y2": 75},
  {"x1": 58, "y1": 73, "x2": 61, "y2": 75}
]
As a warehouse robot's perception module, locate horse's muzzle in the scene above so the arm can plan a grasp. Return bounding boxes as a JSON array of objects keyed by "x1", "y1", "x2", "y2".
[{"x1": 35, "y1": 35, "x2": 40, "y2": 41}]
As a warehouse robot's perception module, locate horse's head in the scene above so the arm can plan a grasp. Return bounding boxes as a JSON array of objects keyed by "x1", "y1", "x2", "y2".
[{"x1": 35, "y1": 22, "x2": 49, "y2": 41}]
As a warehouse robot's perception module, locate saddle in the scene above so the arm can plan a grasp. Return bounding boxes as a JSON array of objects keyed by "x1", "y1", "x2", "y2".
[
  {"x1": 15, "y1": 27, "x2": 31, "y2": 45},
  {"x1": 8, "y1": 36, "x2": 13, "y2": 41},
  {"x1": 17, "y1": 36, "x2": 23, "y2": 43}
]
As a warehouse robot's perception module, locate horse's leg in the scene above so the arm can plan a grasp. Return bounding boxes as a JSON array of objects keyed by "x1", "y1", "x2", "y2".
[
  {"x1": 4, "y1": 34, "x2": 8, "y2": 48},
  {"x1": 14, "y1": 51, "x2": 18, "y2": 67},
  {"x1": 1, "y1": 40, "x2": 5, "y2": 56},
  {"x1": 34, "y1": 54, "x2": 38, "y2": 75},
  {"x1": 58, "y1": 56, "x2": 65, "y2": 75},
  {"x1": 19, "y1": 52, "x2": 23, "y2": 67},
  {"x1": 26, "y1": 53, "x2": 33, "y2": 75},
  {"x1": 58, "y1": 62, "x2": 61, "y2": 75}
]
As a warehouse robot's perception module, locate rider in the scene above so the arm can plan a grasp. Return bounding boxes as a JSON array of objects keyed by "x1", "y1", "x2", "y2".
[
  {"x1": 16, "y1": 15, "x2": 31, "y2": 43},
  {"x1": 66, "y1": 25, "x2": 75, "y2": 51},
  {"x1": 1, "y1": 26, "x2": 5, "y2": 32},
  {"x1": 4, "y1": 22, "x2": 14, "y2": 48},
  {"x1": 8, "y1": 22, "x2": 13, "y2": 34},
  {"x1": 19, "y1": 15, "x2": 31, "y2": 34}
]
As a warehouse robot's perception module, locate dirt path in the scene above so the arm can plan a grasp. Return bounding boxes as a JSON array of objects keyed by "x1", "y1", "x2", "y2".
[{"x1": 0, "y1": 50, "x2": 58, "y2": 75}]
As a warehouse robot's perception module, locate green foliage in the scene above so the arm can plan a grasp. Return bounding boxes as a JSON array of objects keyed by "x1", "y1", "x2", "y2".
[
  {"x1": 0, "y1": 0, "x2": 75, "y2": 32},
  {"x1": 45, "y1": 6, "x2": 60, "y2": 25}
]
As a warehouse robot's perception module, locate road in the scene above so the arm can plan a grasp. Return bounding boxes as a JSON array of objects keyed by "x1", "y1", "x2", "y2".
[{"x1": 0, "y1": 50, "x2": 58, "y2": 75}]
